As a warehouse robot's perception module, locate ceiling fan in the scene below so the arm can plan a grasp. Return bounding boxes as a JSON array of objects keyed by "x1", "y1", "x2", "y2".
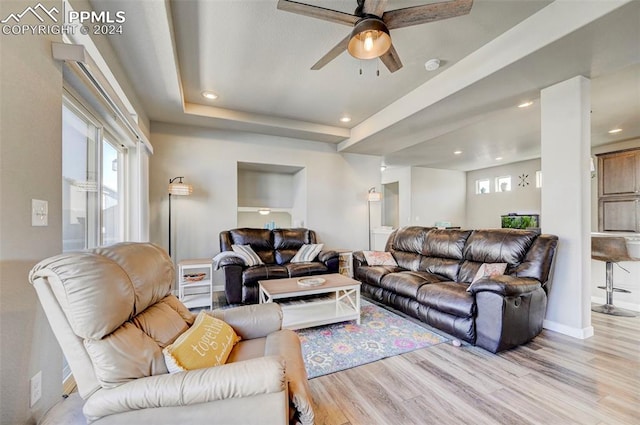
[{"x1": 277, "y1": 0, "x2": 473, "y2": 73}]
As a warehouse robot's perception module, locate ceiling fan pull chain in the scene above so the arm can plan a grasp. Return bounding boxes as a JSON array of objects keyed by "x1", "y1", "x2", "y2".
[
  {"x1": 377, "y1": 60, "x2": 380, "y2": 77},
  {"x1": 359, "y1": 60, "x2": 363, "y2": 75}
]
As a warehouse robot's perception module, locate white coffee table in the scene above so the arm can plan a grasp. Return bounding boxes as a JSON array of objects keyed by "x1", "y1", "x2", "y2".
[{"x1": 258, "y1": 273, "x2": 361, "y2": 330}]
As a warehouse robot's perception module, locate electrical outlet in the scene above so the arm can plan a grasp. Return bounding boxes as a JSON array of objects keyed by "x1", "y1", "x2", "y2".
[{"x1": 30, "y1": 371, "x2": 42, "y2": 407}]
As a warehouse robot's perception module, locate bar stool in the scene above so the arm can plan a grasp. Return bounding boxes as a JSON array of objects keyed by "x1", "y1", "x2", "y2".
[{"x1": 591, "y1": 236, "x2": 637, "y2": 317}]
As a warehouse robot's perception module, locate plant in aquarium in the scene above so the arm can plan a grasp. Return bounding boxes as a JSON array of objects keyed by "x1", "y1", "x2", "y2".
[{"x1": 501, "y1": 214, "x2": 539, "y2": 229}]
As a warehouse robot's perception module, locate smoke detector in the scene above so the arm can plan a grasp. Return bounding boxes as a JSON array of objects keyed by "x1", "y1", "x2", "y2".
[{"x1": 424, "y1": 58, "x2": 441, "y2": 71}]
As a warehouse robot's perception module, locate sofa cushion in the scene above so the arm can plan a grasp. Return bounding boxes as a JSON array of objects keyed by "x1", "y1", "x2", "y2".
[
  {"x1": 416, "y1": 282, "x2": 475, "y2": 318},
  {"x1": 421, "y1": 229, "x2": 472, "y2": 259},
  {"x1": 390, "y1": 250, "x2": 422, "y2": 271},
  {"x1": 83, "y1": 294, "x2": 192, "y2": 388},
  {"x1": 285, "y1": 262, "x2": 328, "y2": 277},
  {"x1": 355, "y1": 265, "x2": 401, "y2": 286},
  {"x1": 419, "y1": 257, "x2": 462, "y2": 281},
  {"x1": 463, "y1": 229, "x2": 538, "y2": 265},
  {"x1": 380, "y1": 271, "x2": 447, "y2": 299},
  {"x1": 229, "y1": 229, "x2": 275, "y2": 264},
  {"x1": 242, "y1": 265, "x2": 289, "y2": 285},
  {"x1": 273, "y1": 229, "x2": 314, "y2": 264},
  {"x1": 390, "y1": 226, "x2": 431, "y2": 254},
  {"x1": 273, "y1": 228, "x2": 313, "y2": 248}
]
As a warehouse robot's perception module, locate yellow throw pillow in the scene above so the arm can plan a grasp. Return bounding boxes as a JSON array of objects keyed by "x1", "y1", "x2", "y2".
[{"x1": 163, "y1": 311, "x2": 240, "y2": 373}]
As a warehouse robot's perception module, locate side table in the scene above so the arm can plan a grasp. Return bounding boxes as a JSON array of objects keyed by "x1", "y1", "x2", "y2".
[
  {"x1": 336, "y1": 250, "x2": 354, "y2": 278},
  {"x1": 177, "y1": 259, "x2": 213, "y2": 310}
]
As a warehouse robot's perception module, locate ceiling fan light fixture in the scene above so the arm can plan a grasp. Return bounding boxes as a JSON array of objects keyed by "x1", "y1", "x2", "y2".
[{"x1": 347, "y1": 18, "x2": 391, "y2": 60}]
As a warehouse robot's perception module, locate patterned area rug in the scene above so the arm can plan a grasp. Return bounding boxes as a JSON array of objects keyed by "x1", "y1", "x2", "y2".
[{"x1": 295, "y1": 300, "x2": 449, "y2": 379}]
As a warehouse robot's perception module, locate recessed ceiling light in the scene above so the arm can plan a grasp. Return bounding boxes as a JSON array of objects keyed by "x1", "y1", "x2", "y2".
[
  {"x1": 518, "y1": 101, "x2": 533, "y2": 108},
  {"x1": 608, "y1": 128, "x2": 623, "y2": 134},
  {"x1": 453, "y1": 150, "x2": 462, "y2": 155},
  {"x1": 201, "y1": 91, "x2": 218, "y2": 100},
  {"x1": 424, "y1": 58, "x2": 441, "y2": 71},
  {"x1": 340, "y1": 116, "x2": 351, "y2": 123},
  {"x1": 495, "y1": 156, "x2": 503, "y2": 161}
]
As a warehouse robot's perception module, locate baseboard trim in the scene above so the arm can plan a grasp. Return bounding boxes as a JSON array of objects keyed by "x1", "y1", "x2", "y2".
[{"x1": 543, "y1": 319, "x2": 594, "y2": 339}]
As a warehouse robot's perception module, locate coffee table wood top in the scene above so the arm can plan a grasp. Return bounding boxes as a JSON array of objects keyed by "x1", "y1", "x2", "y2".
[{"x1": 258, "y1": 273, "x2": 359, "y2": 297}]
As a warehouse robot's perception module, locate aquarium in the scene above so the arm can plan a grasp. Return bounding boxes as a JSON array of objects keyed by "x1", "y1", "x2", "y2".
[{"x1": 501, "y1": 214, "x2": 540, "y2": 230}]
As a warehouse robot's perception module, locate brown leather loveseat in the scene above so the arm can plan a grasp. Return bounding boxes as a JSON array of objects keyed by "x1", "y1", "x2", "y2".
[
  {"x1": 218, "y1": 228, "x2": 339, "y2": 304},
  {"x1": 353, "y1": 226, "x2": 558, "y2": 352}
]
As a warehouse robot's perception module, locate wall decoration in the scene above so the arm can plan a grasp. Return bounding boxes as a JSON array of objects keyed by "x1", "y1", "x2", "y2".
[{"x1": 518, "y1": 173, "x2": 529, "y2": 187}]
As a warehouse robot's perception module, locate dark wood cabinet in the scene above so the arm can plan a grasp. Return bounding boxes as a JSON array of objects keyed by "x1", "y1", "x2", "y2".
[{"x1": 598, "y1": 148, "x2": 640, "y2": 233}]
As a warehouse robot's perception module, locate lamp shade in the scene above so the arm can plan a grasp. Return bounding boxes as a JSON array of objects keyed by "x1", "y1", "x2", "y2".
[
  {"x1": 347, "y1": 18, "x2": 391, "y2": 60},
  {"x1": 368, "y1": 190, "x2": 382, "y2": 202},
  {"x1": 168, "y1": 181, "x2": 193, "y2": 196}
]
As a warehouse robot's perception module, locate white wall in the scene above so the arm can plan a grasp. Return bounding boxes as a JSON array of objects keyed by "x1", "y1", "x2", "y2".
[
  {"x1": 381, "y1": 166, "x2": 411, "y2": 227},
  {"x1": 466, "y1": 159, "x2": 541, "y2": 229},
  {"x1": 237, "y1": 211, "x2": 292, "y2": 228},
  {"x1": 0, "y1": 10, "x2": 64, "y2": 423},
  {"x1": 237, "y1": 170, "x2": 294, "y2": 208},
  {"x1": 149, "y1": 123, "x2": 382, "y2": 285},
  {"x1": 411, "y1": 167, "x2": 466, "y2": 228},
  {"x1": 380, "y1": 166, "x2": 466, "y2": 229}
]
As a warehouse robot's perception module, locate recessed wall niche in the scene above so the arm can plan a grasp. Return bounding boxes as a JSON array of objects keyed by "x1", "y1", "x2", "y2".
[{"x1": 236, "y1": 162, "x2": 306, "y2": 229}]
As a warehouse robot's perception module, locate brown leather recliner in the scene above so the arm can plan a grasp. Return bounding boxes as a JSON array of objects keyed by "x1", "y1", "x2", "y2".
[
  {"x1": 29, "y1": 242, "x2": 314, "y2": 424},
  {"x1": 218, "y1": 228, "x2": 339, "y2": 304},
  {"x1": 353, "y1": 227, "x2": 558, "y2": 352}
]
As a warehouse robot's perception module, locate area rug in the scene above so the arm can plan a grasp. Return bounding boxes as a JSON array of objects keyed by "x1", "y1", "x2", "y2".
[{"x1": 295, "y1": 300, "x2": 449, "y2": 379}]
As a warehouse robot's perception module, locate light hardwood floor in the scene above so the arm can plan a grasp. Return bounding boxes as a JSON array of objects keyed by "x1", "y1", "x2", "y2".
[{"x1": 308, "y1": 311, "x2": 640, "y2": 425}]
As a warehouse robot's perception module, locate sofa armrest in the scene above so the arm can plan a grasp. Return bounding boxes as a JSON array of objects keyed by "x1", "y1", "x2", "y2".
[
  {"x1": 216, "y1": 256, "x2": 246, "y2": 268},
  {"x1": 318, "y1": 249, "x2": 338, "y2": 263},
  {"x1": 83, "y1": 356, "x2": 286, "y2": 422},
  {"x1": 467, "y1": 275, "x2": 541, "y2": 296},
  {"x1": 213, "y1": 251, "x2": 247, "y2": 270},
  {"x1": 208, "y1": 303, "x2": 283, "y2": 339},
  {"x1": 352, "y1": 251, "x2": 367, "y2": 267}
]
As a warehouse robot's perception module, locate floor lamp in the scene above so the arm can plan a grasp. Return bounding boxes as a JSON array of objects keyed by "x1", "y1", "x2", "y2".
[
  {"x1": 367, "y1": 187, "x2": 382, "y2": 250},
  {"x1": 168, "y1": 177, "x2": 193, "y2": 257}
]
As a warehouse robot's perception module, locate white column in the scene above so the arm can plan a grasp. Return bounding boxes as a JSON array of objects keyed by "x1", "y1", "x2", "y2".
[{"x1": 541, "y1": 76, "x2": 594, "y2": 339}]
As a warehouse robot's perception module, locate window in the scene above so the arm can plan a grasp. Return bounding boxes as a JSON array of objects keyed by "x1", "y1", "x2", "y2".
[
  {"x1": 102, "y1": 135, "x2": 125, "y2": 245},
  {"x1": 62, "y1": 98, "x2": 127, "y2": 251},
  {"x1": 535, "y1": 170, "x2": 543, "y2": 188},
  {"x1": 495, "y1": 176, "x2": 512, "y2": 192},
  {"x1": 476, "y1": 179, "x2": 490, "y2": 194}
]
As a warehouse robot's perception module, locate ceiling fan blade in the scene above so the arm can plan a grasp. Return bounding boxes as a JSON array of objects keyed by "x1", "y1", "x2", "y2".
[
  {"x1": 311, "y1": 34, "x2": 350, "y2": 70},
  {"x1": 277, "y1": 0, "x2": 359, "y2": 27},
  {"x1": 363, "y1": 0, "x2": 388, "y2": 17},
  {"x1": 379, "y1": 44, "x2": 403, "y2": 73},
  {"x1": 383, "y1": 0, "x2": 473, "y2": 30}
]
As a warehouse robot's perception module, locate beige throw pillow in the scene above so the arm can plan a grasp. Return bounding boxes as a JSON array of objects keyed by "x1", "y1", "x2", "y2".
[{"x1": 163, "y1": 311, "x2": 241, "y2": 373}]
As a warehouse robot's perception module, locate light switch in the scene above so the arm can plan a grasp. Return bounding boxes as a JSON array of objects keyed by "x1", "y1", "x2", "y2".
[{"x1": 32, "y1": 199, "x2": 48, "y2": 226}]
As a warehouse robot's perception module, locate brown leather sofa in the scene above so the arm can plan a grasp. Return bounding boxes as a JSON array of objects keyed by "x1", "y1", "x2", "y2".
[
  {"x1": 354, "y1": 226, "x2": 558, "y2": 352},
  {"x1": 219, "y1": 228, "x2": 339, "y2": 304}
]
